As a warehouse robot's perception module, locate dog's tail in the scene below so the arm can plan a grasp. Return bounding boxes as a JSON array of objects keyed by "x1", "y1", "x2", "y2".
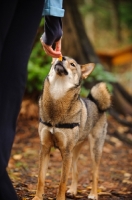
[{"x1": 88, "y1": 82, "x2": 111, "y2": 112}]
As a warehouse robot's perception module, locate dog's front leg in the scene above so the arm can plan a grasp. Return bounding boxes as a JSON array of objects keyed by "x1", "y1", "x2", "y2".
[
  {"x1": 33, "y1": 144, "x2": 50, "y2": 200},
  {"x1": 57, "y1": 151, "x2": 72, "y2": 200}
]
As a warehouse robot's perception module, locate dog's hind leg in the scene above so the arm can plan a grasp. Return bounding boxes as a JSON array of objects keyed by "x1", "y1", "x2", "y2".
[
  {"x1": 33, "y1": 144, "x2": 51, "y2": 200},
  {"x1": 88, "y1": 122, "x2": 107, "y2": 200},
  {"x1": 67, "y1": 142, "x2": 84, "y2": 196}
]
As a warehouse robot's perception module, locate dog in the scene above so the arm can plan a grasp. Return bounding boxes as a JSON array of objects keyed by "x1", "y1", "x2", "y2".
[{"x1": 32, "y1": 56, "x2": 111, "y2": 200}]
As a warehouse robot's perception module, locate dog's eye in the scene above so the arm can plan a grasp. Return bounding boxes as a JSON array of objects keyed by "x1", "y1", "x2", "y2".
[{"x1": 70, "y1": 63, "x2": 75, "y2": 67}]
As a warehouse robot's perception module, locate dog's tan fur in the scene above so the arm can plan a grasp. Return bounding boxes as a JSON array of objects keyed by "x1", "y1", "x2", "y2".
[{"x1": 32, "y1": 57, "x2": 111, "y2": 200}]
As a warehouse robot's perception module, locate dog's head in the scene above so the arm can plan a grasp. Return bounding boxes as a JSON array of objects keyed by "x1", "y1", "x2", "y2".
[{"x1": 48, "y1": 56, "x2": 95, "y2": 88}]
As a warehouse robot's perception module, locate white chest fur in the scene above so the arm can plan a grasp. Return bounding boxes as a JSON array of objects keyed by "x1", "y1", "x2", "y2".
[{"x1": 49, "y1": 76, "x2": 73, "y2": 100}]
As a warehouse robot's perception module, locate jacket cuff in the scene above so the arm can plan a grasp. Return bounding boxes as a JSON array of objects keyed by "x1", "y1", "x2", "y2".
[{"x1": 42, "y1": 6, "x2": 65, "y2": 17}]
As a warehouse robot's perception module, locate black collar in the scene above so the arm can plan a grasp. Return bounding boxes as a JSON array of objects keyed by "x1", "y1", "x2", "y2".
[{"x1": 39, "y1": 118, "x2": 79, "y2": 129}]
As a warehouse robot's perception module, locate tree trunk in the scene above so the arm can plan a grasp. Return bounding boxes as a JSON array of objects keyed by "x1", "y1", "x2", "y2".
[{"x1": 62, "y1": 0, "x2": 100, "y2": 64}]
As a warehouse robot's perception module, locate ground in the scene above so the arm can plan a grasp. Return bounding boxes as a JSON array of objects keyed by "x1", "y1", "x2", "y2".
[{"x1": 8, "y1": 101, "x2": 132, "y2": 200}]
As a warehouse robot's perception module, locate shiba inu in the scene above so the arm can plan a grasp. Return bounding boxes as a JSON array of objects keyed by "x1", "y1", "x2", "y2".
[{"x1": 32, "y1": 56, "x2": 111, "y2": 200}]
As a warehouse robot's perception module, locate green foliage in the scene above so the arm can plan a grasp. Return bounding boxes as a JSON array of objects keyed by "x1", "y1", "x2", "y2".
[
  {"x1": 26, "y1": 41, "x2": 51, "y2": 93},
  {"x1": 119, "y1": 1, "x2": 132, "y2": 41},
  {"x1": 90, "y1": 63, "x2": 116, "y2": 83},
  {"x1": 26, "y1": 17, "x2": 51, "y2": 94},
  {"x1": 79, "y1": 0, "x2": 132, "y2": 44},
  {"x1": 80, "y1": 86, "x2": 89, "y2": 97},
  {"x1": 80, "y1": 0, "x2": 132, "y2": 31},
  {"x1": 119, "y1": 2, "x2": 132, "y2": 29}
]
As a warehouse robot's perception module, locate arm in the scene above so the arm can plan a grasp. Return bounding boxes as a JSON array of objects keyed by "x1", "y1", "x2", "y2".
[{"x1": 41, "y1": 0, "x2": 64, "y2": 58}]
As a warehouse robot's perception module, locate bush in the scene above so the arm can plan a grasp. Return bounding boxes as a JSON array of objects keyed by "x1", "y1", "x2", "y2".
[
  {"x1": 26, "y1": 18, "x2": 52, "y2": 94},
  {"x1": 26, "y1": 41, "x2": 51, "y2": 93}
]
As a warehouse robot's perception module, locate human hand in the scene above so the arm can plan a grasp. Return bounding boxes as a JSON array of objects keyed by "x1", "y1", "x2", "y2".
[{"x1": 40, "y1": 37, "x2": 62, "y2": 58}]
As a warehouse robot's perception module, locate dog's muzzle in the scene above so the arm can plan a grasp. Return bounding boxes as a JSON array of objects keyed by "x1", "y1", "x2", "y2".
[{"x1": 54, "y1": 61, "x2": 68, "y2": 76}]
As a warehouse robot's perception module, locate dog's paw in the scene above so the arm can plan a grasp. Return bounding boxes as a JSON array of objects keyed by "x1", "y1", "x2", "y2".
[
  {"x1": 67, "y1": 187, "x2": 77, "y2": 196},
  {"x1": 88, "y1": 193, "x2": 98, "y2": 200}
]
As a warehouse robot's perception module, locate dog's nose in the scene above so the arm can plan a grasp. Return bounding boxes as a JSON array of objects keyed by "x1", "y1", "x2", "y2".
[{"x1": 62, "y1": 56, "x2": 66, "y2": 61}]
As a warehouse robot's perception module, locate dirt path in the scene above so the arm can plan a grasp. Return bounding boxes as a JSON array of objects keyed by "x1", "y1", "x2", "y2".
[{"x1": 8, "y1": 116, "x2": 132, "y2": 200}]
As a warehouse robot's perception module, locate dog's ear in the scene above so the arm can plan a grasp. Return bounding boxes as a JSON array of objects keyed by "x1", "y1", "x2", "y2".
[{"x1": 81, "y1": 63, "x2": 95, "y2": 79}]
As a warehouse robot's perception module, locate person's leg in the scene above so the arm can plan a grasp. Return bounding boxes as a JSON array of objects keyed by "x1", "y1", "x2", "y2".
[
  {"x1": 0, "y1": 169, "x2": 19, "y2": 200},
  {"x1": 0, "y1": 0, "x2": 44, "y2": 199},
  {"x1": 0, "y1": 0, "x2": 18, "y2": 57}
]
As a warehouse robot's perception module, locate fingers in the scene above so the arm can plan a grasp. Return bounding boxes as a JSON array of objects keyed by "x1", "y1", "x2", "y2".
[
  {"x1": 40, "y1": 38, "x2": 62, "y2": 58},
  {"x1": 44, "y1": 44, "x2": 61, "y2": 58},
  {"x1": 55, "y1": 39, "x2": 61, "y2": 52}
]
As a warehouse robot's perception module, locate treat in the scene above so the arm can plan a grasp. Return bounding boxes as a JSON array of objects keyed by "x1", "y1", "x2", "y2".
[{"x1": 58, "y1": 56, "x2": 62, "y2": 61}]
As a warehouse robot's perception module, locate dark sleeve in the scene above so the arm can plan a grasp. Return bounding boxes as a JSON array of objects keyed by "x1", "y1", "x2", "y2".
[{"x1": 41, "y1": 16, "x2": 62, "y2": 46}]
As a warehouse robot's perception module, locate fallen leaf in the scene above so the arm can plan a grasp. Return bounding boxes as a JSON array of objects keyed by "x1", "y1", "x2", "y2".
[{"x1": 13, "y1": 154, "x2": 22, "y2": 160}]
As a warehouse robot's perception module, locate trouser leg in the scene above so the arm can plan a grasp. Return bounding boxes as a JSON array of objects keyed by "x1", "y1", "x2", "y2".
[
  {"x1": 0, "y1": 0, "x2": 44, "y2": 199},
  {"x1": 0, "y1": 170, "x2": 18, "y2": 200}
]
